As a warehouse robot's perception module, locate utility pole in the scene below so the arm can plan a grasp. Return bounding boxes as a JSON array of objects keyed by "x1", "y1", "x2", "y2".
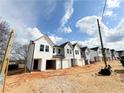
[{"x1": 97, "y1": 19, "x2": 107, "y2": 67}]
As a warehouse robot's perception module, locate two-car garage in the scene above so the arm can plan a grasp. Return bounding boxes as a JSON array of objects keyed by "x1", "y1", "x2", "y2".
[{"x1": 33, "y1": 59, "x2": 56, "y2": 71}]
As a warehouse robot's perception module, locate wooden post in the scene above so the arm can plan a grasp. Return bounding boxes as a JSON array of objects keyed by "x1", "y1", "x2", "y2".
[{"x1": 0, "y1": 30, "x2": 15, "y2": 93}]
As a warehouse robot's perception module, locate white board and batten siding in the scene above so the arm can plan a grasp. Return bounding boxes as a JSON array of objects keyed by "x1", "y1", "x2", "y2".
[
  {"x1": 62, "y1": 43, "x2": 73, "y2": 68},
  {"x1": 34, "y1": 36, "x2": 54, "y2": 71},
  {"x1": 73, "y1": 44, "x2": 85, "y2": 66}
]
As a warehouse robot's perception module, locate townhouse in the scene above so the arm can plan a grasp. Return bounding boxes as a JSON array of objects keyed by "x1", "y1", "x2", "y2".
[
  {"x1": 90, "y1": 47, "x2": 103, "y2": 62},
  {"x1": 72, "y1": 43, "x2": 85, "y2": 66},
  {"x1": 26, "y1": 35, "x2": 85, "y2": 71},
  {"x1": 106, "y1": 48, "x2": 112, "y2": 61},
  {"x1": 80, "y1": 47, "x2": 90, "y2": 65},
  {"x1": 117, "y1": 50, "x2": 124, "y2": 58},
  {"x1": 26, "y1": 34, "x2": 121, "y2": 72},
  {"x1": 110, "y1": 49, "x2": 119, "y2": 60}
]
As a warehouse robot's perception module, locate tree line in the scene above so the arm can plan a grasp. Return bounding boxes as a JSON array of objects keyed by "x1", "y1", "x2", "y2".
[{"x1": 0, "y1": 19, "x2": 28, "y2": 65}]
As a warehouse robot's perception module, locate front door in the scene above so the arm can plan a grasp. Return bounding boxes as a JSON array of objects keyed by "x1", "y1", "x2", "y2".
[{"x1": 33, "y1": 59, "x2": 38, "y2": 70}]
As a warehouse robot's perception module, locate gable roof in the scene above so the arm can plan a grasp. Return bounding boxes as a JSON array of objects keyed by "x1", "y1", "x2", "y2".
[
  {"x1": 53, "y1": 45, "x2": 63, "y2": 48},
  {"x1": 72, "y1": 43, "x2": 77, "y2": 47},
  {"x1": 33, "y1": 34, "x2": 54, "y2": 46},
  {"x1": 72, "y1": 43, "x2": 81, "y2": 49},
  {"x1": 60, "y1": 41, "x2": 73, "y2": 49},
  {"x1": 60, "y1": 41, "x2": 69, "y2": 47}
]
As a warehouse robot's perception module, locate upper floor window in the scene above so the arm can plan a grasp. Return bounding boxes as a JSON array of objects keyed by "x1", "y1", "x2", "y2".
[
  {"x1": 45, "y1": 45, "x2": 49, "y2": 52},
  {"x1": 75, "y1": 50, "x2": 79, "y2": 55},
  {"x1": 70, "y1": 50, "x2": 72, "y2": 54},
  {"x1": 53, "y1": 48, "x2": 55, "y2": 53},
  {"x1": 58, "y1": 49, "x2": 61, "y2": 54},
  {"x1": 40, "y1": 44, "x2": 44, "y2": 51},
  {"x1": 67, "y1": 49, "x2": 69, "y2": 54}
]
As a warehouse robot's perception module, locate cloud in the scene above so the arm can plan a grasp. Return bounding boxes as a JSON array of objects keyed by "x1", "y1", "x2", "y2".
[
  {"x1": 107, "y1": 0, "x2": 120, "y2": 9},
  {"x1": 0, "y1": 0, "x2": 57, "y2": 44},
  {"x1": 76, "y1": 16, "x2": 102, "y2": 35},
  {"x1": 76, "y1": 15, "x2": 124, "y2": 50},
  {"x1": 15, "y1": 27, "x2": 43, "y2": 44},
  {"x1": 15, "y1": 27, "x2": 63, "y2": 45},
  {"x1": 104, "y1": 10, "x2": 113, "y2": 17},
  {"x1": 104, "y1": 0, "x2": 124, "y2": 17},
  {"x1": 58, "y1": 0, "x2": 73, "y2": 33},
  {"x1": 49, "y1": 34, "x2": 63, "y2": 44},
  {"x1": 58, "y1": 26, "x2": 72, "y2": 33}
]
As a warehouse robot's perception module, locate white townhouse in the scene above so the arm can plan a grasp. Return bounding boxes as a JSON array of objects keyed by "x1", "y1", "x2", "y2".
[
  {"x1": 80, "y1": 47, "x2": 90, "y2": 65},
  {"x1": 90, "y1": 47, "x2": 103, "y2": 62},
  {"x1": 117, "y1": 50, "x2": 124, "y2": 58},
  {"x1": 89, "y1": 49, "x2": 97, "y2": 63},
  {"x1": 27, "y1": 35, "x2": 62, "y2": 71},
  {"x1": 106, "y1": 48, "x2": 112, "y2": 61},
  {"x1": 59, "y1": 42, "x2": 74, "y2": 68},
  {"x1": 26, "y1": 35, "x2": 85, "y2": 71},
  {"x1": 110, "y1": 49, "x2": 116, "y2": 60},
  {"x1": 72, "y1": 43, "x2": 85, "y2": 66}
]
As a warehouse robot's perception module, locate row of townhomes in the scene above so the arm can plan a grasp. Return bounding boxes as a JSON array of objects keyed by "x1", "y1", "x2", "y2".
[{"x1": 26, "y1": 34, "x2": 120, "y2": 71}]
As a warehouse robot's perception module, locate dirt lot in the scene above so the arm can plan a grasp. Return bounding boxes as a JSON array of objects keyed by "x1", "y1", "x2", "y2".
[{"x1": 0, "y1": 60, "x2": 124, "y2": 93}]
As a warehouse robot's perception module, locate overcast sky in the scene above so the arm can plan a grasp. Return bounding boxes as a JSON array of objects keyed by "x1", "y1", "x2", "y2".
[{"x1": 0, "y1": 0, "x2": 124, "y2": 50}]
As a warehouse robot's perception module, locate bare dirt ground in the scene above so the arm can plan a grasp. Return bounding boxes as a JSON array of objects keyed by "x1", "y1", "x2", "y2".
[{"x1": 1, "y1": 60, "x2": 124, "y2": 93}]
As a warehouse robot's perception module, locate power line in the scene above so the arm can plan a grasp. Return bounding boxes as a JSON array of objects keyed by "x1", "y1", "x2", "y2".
[{"x1": 101, "y1": 0, "x2": 107, "y2": 21}]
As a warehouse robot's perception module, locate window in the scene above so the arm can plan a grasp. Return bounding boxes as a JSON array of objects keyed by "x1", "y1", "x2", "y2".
[
  {"x1": 58, "y1": 49, "x2": 61, "y2": 54},
  {"x1": 67, "y1": 49, "x2": 69, "y2": 54},
  {"x1": 70, "y1": 50, "x2": 72, "y2": 54},
  {"x1": 45, "y1": 45, "x2": 49, "y2": 52},
  {"x1": 40, "y1": 44, "x2": 44, "y2": 51},
  {"x1": 77, "y1": 50, "x2": 79, "y2": 55},
  {"x1": 53, "y1": 48, "x2": 55, "y2": 53},
  {"x1": 75, "y1": 50, "x2": 79, "y2": 55}
]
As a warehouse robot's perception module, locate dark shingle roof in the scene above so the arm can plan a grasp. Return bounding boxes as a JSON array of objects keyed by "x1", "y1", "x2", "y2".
[
  {"x1": 90, "y1": 47, "x2": 99, "y2": 51},
  {"x1": 81, "y1": 47, "x2": 87, "y2": 51},
  {"x1": 72, "y1": 43, "x2": 77, "y2": 48},
  {"x1": 60, "y1": 41, "x2": 70, "y2": 47}
]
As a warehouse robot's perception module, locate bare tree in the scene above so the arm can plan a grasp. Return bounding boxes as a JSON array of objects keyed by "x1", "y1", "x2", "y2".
[
  {"x1": 11, "y1": 42, "x2": 29, "y2": 64},
  {"x1": 0, "y1": 20, "x2": 10, "y2": 63}
]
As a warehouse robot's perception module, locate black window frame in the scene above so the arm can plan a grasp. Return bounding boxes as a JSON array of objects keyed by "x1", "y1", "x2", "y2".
[
  {"x1": 53, "y1": 48, "x2": 55, "y2": 53},
  {"x1": 58, "y1": 49, "x2": 61, "y2": 54},
  {"x1": 45, "y1": 45, "x2": 49, "y2": 52},
  {"x1": 40, "y1": 44, "x2": 44, "y2": 51},
  {"x1": 67, "y1": 49, "x2": 69, "y2": 54},
  {"x1": 70, "y1": 49, "x2": 72, "y2": 54}
]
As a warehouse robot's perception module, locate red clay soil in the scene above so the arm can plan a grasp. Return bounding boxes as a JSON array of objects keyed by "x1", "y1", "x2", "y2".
[
  {"x1": 0, "y1": 60, "x2": 124, "y2": 93},
  {"x1": 6, "y1": 61, "x2": 124, "y2": 87}
]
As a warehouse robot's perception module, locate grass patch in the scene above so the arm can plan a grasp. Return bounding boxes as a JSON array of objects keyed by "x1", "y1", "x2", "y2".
[{"x1": 114, "y1": 70, "x2": 124, "y2": 74}]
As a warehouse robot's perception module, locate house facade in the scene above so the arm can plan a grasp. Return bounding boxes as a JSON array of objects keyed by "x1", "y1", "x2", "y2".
[
  {"x1": 27, "y1": 35, "x2": 62, "y2": 71},
  {"x1": 72, "y1": 43, "x2": 85, "y2": 66},
  {"x1": 110, "y1": 49, "x2": 119, "y2": 60},
  {"x1": 117, "y1": 50, "x2": 124, "y2": 58},
  {"x1": 26, "y1": 34, "x2": 122, "y2": 72},
  {"x1": 80, "y1": 47, "x2": 90, "y2": 65},
  {"x1": 90, "y1": 47, "x2": 103, "y2": 62},
  {"x1": 26, "y1": 35, "x2": 85, "y2": 71},
  {"x1": 106, "y1": 48, "x2": 112, "y2": 61},
  {"x1": 60, "y1": 42, "x2": 74, "y2": 68}
]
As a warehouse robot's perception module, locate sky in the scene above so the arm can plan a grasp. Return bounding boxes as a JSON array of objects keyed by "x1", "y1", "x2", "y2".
[{"x1": 0, "y1": 0, "x2": 124, "y2": 50}]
